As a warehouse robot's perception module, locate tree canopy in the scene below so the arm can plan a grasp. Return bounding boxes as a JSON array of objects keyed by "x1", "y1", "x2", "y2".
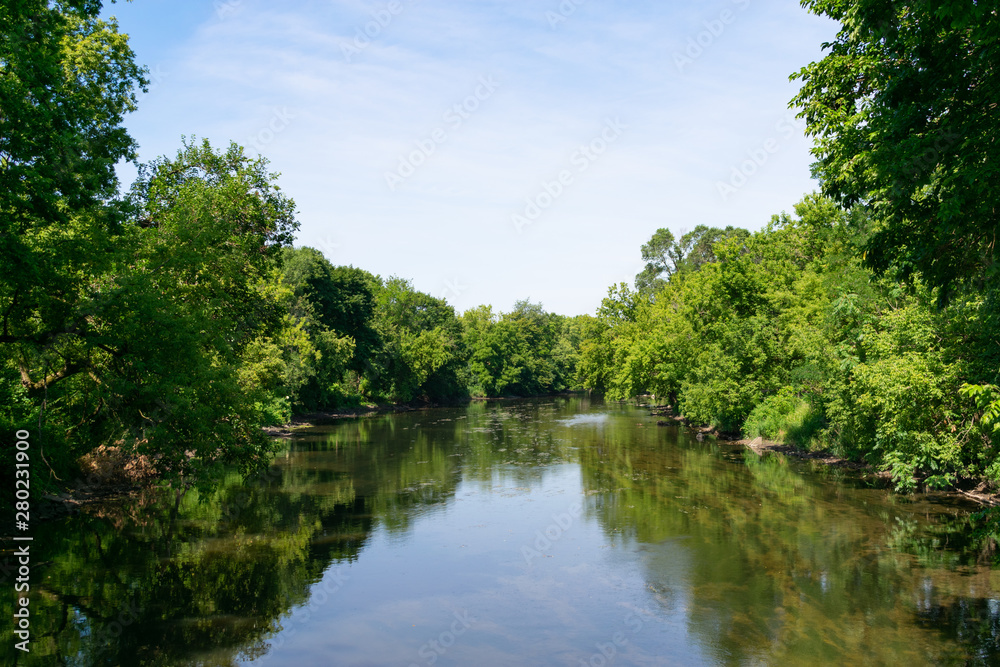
[
  {"x1": 635, "y1": 225, "x2": 750, "y2": 297},
  {"x1": 4, "y1": 0, "x2": 999, "y2": 504},
  {"x1": 792, "y1": 0, "x2": 1000, "y2": 295}
]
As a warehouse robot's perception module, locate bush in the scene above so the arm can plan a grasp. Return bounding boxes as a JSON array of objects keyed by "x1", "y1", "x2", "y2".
[{"x1": 743, "y1": 388, "x2": 825, "y2": 447}]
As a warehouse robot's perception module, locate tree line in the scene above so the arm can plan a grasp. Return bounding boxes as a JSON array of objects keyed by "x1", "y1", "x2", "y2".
[
  {"x1": 2, "y1": 0, "x2": 998, "y2": 494},
  {"x1": 582, "y1": 196, "x2": 998, "y2": 490},
  {"x1": 0, "y1": 2, "x2": 591, "y2": 491},
  {"x1": 578, "y1": 0, "x2": 1000, "y2": 491}
]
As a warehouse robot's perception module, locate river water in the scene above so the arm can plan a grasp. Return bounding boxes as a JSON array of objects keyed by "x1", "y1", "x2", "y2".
[{"x1": 12, "y1": 397, "x2": 1000, "y2": 665}]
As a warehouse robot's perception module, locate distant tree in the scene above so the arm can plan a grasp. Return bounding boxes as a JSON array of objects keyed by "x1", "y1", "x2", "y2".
[
  {"x1": 679, "y1": 225, "x2": 750, "y2": 273},
  {"x1": 635, "y1": 229, "x2": 683, "y2": 295},
  {"x1": 281, "y1": 248, "x2": 381, "y2": 374},
  {"x1": 276, "y1": 248, "x2": 364, "y2": 410},
  {"x1": 367, "y1": 278, "x2": 465, "y2": 402},
  {"x1": 461, "y1": 301, "x2": 582, "y2": 397},
  {"x1": 635, "y1": 226, "x2": 749, "y2": 297}
]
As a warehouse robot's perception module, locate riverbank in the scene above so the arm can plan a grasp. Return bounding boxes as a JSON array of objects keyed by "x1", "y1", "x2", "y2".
[
  {"x1": 36, "y1": 396, "x2": 999, "y2": 522},
  {"x1": 38, "y1": 396, "x2": 580, "y2": 520},
  {"x1": 264, "y1": 393, "x2": 584, "y2": 436},
  {"x1": 262, "y1": 403, "x2": 425, "y2": 437},
  {"x1": 645, "y1": 402, "x2": 1000, "y2": 506}
]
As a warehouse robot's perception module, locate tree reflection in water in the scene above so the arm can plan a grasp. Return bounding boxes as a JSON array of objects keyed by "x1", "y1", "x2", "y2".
[{"x1": 6, "y1": 397, "x2": 1000, "y2": 665}]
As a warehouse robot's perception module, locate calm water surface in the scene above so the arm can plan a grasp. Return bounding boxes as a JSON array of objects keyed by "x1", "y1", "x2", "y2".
[{"x1": 11, "y1": 397, "x2": 1000, "y2": 665}]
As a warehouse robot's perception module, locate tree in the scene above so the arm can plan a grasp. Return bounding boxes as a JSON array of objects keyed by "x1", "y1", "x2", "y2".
[
  {"x1": 367, "y1": 278, "x2": 465, "y2": 402},
  {"x1": 278, "y1": 248, "x2": 383, "y2": 409},
  {"x1": 679, "y1": 225, "x2": 750, "y2": 273},
  {"x1": 82, "y1": 139, "x2": 298, "y2": 478},
  {"x1": 280, "y1": 248, "x2": 381, "y2": 374},
  {"x1": 635, "y1": 229, "x2": 683, "y2": 295},
  {"x1": 1, "y1": 0, "x2": 146, "y2": 388},
  {"x1": 0, "y1": 0, "x2": 145, "y2": 245},
  {"x1": 1, "y1": 0, "x2": 148, "y2": 483},
  {"x1": 635, "y1": 226, "x2": 750, "y2": 297},
  {"x1": 792, "y1": 0, "x2": 1000, "y2": 295},
  {"x1": 3, "y1": 136, "x2": 300, "y2": 482}
]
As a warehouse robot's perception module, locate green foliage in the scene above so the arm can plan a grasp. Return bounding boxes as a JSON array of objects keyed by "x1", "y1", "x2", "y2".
[
  {"x1": 792, "y1": 0, "x2": 1000, "y2": 295},
  {"x1": 0, "y1": 1, "x2": 146, "y2": 239},
  {"x1": 366, "y1": 278, "x2": 466, "y2": 403},
  {"x1": 961, "y1": 384, "x2": 1000, "y2": 435},
  {"x1": 1, "y1": 0, "x2": 147, "y2": 489},
  {"x1": 461, "y1": 301, "x2": 589, "y2": 397},
  {"x1": 278, "y1": 247, "x2": 372, "y2": 410},
  {"x1": 634, "y1": 228, "x2": 682, "y2": 296},
  {"x1": 634, "y1": 225, "x2": 750, "y2": 298},
  {"x1": 2, "y1": 133, "x2": 300, "y2": 484},
  {"x1": 281, "y1": 247, "x2": 381, "y2": 373},
  {"x1": 744, "y1": 388, "x2": 825, "y2": 447},
  {"x1": 581, "y1": 192, "x2": 1000, "y2": 491},
  {"x1": 89, "y1": 138, "x2": 297, "y2": 479}
]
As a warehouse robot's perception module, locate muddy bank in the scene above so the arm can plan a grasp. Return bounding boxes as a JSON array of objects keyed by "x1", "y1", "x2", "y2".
[{"x1": 737, "y1": 435, "x2": 868, "y2": 469}]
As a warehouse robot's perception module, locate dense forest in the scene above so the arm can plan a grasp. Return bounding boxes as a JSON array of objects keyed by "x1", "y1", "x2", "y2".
[{"x1": 1, "y1": 0, "x2": 998, "y2": 497}]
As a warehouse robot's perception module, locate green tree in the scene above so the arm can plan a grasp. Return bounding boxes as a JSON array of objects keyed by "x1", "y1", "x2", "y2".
[
  {"x1": 1, "y1": 2, "x2": 307, "y2": 489},
  {"x1": 89, "y1": 138, "x2": 299, "y2": 478},
  {"x1": 1, "y1": 0, "x2": 146, "y2": 447},
  {"x1": 3, "y1": 137, "x2": 299, "y2": 484},
  {"x1": 634, "y1": 228, "x2": 683, "y2": 296},
  {"x1": 0, "y1": 1, "x2": 146, "y2": 273},
  {"x1": 366, "y1": 278, "x2": 465, "y2": 402},
  {"x1": 792, "y1": 0, "x2": 1000, "y2": 294},
  {"x1": 279, "y1": 247, "x2": 386, "y2": 410},
  {"x1": 281, "y1": 248, "x2": 381, "y2": 373},
  {"x1": 678, "y1": 225, "x2": 750, "y2": 273},
  {"x1": 635, "y1": 226, "x2": 750, "y2": 297}
]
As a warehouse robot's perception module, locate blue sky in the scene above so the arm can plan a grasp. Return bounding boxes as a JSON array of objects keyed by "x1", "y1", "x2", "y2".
[{"x1": 106, "y1": 0, "x2": 839, "y2": 316}]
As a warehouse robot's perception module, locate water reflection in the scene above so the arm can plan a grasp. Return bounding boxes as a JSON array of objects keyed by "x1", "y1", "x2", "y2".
[{"x1": 6, "y1": 397, "x2": 1000, "y2": 665}]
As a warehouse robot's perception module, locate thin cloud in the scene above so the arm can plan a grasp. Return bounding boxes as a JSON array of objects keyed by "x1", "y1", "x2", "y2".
[{"x1": 114, "y1": 0, "x2": 838, "y2": 316}]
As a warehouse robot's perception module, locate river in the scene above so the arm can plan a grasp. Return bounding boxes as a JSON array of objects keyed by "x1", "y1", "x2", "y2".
[{"x1": 11, "y1": 396, "x2": 1000, "y2": 665}]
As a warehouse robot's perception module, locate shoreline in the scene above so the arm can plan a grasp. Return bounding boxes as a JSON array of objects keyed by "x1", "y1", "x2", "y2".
[
  {"x1": 263, "y1": 392, "x2": 586, "y2": 436},
  {"x1": 37, "y1": 395, "x2": 579, "y2": 519},
  {"x1": 646, "y1": 403, "x2": 1000, "y2": 506},
  {"x1": 35, "y1": 397, "x2": 1000, "y2": 521}
]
